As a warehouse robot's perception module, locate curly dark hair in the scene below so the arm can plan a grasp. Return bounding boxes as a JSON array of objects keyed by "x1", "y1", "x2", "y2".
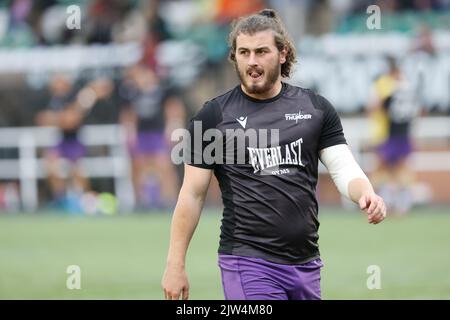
[{"x1": 228, "y1": 9, "x2": 297, "y2": 78}]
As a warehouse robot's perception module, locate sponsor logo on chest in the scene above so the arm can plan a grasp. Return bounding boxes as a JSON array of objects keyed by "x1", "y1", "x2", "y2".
[{"x1": 285, "y1": 110, "x2": 312, "y2": 123}]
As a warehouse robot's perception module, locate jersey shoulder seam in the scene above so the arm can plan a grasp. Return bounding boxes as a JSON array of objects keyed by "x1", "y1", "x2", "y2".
[{"x1": 211, "y1": 86, "x2": 239, "y2": 103}]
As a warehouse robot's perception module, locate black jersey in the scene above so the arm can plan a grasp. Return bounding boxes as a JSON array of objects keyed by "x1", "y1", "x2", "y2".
[
  {"x1": 382, "y1": 77, "x2": 421, "y2": 138},
  {"x1": 186, "y1": 83, "x2": 347, "y2": 264},
  {"x1": 48, "y1": 92, "x2": 79, "y2": 139},
  {"x1": 119, "y1": 83, "x2": 171, "y2": 133}
]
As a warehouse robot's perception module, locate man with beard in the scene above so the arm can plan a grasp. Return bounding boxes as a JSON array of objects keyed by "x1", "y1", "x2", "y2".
[{"x1": 162, "y1": 9, "x2": 387, "y2": 300}]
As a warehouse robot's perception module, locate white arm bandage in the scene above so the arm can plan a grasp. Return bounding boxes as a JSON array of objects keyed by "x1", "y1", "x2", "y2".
[{"x1": 319, "y1": 144, "x2": 369, "y2": 199}]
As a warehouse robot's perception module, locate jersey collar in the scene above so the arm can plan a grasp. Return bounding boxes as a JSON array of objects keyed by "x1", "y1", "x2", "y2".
[{"x1": 238, "y1": 82, "x2": 286, "y2": 104}]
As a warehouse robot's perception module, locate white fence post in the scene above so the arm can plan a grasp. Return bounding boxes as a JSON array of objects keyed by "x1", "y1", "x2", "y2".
[
  {"x1": 18, "y1": 131, "x2": 38, "y2": 212},
  {"x1": 112, "y1": 126, "x2": 135, "y2": 213}
]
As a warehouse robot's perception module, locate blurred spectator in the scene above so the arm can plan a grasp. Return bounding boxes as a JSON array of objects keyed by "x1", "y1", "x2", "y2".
[
  {"x1": 367, "y1": 57, "x2": 422, "y2": 215},
  {"x1": 35, "y1": 73, "x2": 89, "y2": 210},
  {"x1": 82, "y1": 77, "x2": 118, "y2": 125},
  {"x1": 140, "y1": 0, "x2": 172, "y2": 70},
  {"x1": 411, "y1": 24, "x2": 436, "y2": 55},
  {"x1": 85, "y1": 0, "x2": 129, "y2": 44},
  {"x1": 2, "y1": 0, "x2": 35, "y2": 47},
  {"x1": 35, "y1": 73, "x2": 114, "y2": 211},
  {"x1": 119, "y1": 64, "x2": 185, "y2": 209}
]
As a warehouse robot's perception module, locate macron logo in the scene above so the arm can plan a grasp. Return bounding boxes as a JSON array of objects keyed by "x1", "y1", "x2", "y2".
[{"x1": 236, "y1": 116, "x2": 247, "y2": 129}]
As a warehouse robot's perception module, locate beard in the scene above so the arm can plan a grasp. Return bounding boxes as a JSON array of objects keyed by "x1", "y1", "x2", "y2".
[{"x1": 235, "y1": 59, "x2": 281, "y2": 96}]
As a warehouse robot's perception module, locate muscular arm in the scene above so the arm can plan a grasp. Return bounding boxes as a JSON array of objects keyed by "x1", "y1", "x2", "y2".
[
  {"x1": 162, "y1": 164, "x2": 213, "y2": 300},
  {"x1": 320, "y1": 144, "x2": 386, "y2": 224}
]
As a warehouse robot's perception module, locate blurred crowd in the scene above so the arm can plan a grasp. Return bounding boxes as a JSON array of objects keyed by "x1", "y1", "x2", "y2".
[
  {"x1": 2, "y1": 0, "x2": 450, "y2": 48},
  {"x1": 350, "y1": 0, "x2": 450, "y2": 12},
  {"x1": 0, "y1": 0, "x2": 449, "y2": 212},
  {"x1": 31, "y1": 65, "x2": 185, "y2": 211}
]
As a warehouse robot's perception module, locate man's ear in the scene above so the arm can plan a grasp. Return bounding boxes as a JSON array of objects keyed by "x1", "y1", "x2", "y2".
[{"x1": 280, "y1": 47, "x2": 287, "y2": 64}]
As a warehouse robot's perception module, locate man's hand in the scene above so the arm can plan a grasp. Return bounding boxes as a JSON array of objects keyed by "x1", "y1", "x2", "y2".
[
  {"x1": 161, "y1": 266, "x2": 190, "y2": 300},
  {"x1": 358, "y1": 192, "x2": 387, "y2": 224}
]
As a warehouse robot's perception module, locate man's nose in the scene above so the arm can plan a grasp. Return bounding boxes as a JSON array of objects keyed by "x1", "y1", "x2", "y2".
[{"x1": 248, "y1": 52, "x2": 258, "y2": 66}]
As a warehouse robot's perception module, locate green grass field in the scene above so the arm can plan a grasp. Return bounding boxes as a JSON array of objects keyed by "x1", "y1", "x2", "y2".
[{"x1": 1, "y1": 207, "x2": 449, "y2": 299}]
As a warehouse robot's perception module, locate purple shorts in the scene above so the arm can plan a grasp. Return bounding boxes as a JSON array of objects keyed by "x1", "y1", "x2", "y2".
[
  {"x1": 53, "y1": 138, "x2": 86, "y2": 163},
  {"x1": 131, "y1": 132, "x2": 168, "y2": 156},
  {"x1": 218, "y1": 254, "x2": 323, "y2": 300},
  {"x1": 377, "y1": 135, "x2": 412, "y2": 166}
]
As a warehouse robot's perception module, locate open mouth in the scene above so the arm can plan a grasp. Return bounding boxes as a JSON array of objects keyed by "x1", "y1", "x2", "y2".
[{"x1": 248, "y1": 71, "x2": 263, "y2": 80}]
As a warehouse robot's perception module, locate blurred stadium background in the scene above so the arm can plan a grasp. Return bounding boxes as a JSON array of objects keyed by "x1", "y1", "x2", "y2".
[{"x1": 0, "y1": 0, "x2": 449, "y2": 299}]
